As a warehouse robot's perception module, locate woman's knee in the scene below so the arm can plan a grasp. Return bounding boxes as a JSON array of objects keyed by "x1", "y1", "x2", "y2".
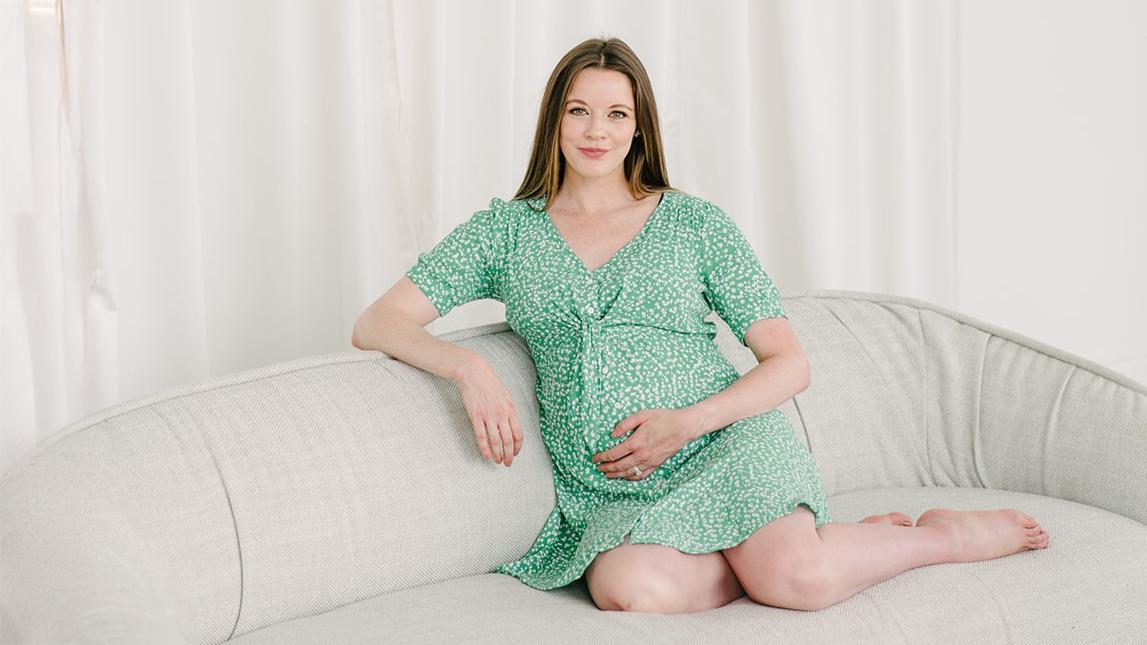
[
  {"x1": 596, "y1": 570, "x2": 682, "y2": 613},
  {"x1": 586, "y1": 538, "x2": 692, "y2": 613},
  {"x1": 591, "y1": 557, "x2": 679, "y2": 610}
]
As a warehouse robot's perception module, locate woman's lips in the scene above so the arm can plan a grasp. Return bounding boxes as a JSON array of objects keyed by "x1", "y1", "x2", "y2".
[{"x1": 579, "y1": 147, "x2": 608, "y2": 159}]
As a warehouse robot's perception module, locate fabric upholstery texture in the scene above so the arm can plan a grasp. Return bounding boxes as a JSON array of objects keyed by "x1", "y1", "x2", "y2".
[{"x1": 2, "y1": 289, "x2": 1144, "y2": 644}]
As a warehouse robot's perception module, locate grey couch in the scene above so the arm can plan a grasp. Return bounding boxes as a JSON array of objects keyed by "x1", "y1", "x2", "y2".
[{"x1": 3, "y1": 289, "x2": 1145, "y2": 644}]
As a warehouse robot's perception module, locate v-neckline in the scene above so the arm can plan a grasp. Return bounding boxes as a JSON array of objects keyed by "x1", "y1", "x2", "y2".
[{"x1": 538, "y1": 191, "x2": 668, "y2": 279}]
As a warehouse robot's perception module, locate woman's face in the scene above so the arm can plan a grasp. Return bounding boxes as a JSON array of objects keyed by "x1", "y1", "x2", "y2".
[{"x1": 559, "y1": 68, "x2": 639, "y2": 184}]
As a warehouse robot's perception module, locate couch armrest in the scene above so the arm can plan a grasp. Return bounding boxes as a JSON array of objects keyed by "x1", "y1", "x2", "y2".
[
  {"x1": 1, "y1": 501, "x2": 189, "y2": 645},
  {"x1": 975, "y1": 336, "x2": 1147, "y2": 524}
]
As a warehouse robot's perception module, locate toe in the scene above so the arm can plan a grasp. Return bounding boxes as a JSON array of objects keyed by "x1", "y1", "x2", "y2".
[{"x1": 914, "y1": 508, "x2": 940, "y2": 526}]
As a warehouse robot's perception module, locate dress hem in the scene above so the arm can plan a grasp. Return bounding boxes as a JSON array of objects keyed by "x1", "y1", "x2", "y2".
[{"x1": 495, "y1": 495, "x2": 831, "y2": 591}]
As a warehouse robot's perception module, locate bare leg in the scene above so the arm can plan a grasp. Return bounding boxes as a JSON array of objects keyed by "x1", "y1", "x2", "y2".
[
  {"x1": 813, "y1": 517, "x2": 952, "y2": 606},
  {"x1": 814, "y1": 508, "x2": 1049, "y2": 607}
]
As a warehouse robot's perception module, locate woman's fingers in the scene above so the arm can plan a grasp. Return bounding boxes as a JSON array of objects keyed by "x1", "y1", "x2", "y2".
[
  {"x1": 510, "y1": 411, "x2": 523, "y2": 457},
  {"x1": 489, "y1": 419, "x2": 504, "y2": 464},
  {"x1": 473, "y1": 408, "x2": 522, "y2": 466},
  {"x1": 497, "y1": 419, "x2": 514, "y2": 466},
  {"x1": 474, "y1": 417, "x2": 495, "y2": 462}
]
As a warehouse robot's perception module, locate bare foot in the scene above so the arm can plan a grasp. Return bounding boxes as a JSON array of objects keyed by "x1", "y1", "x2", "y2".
[
  {"x1": 859, "y1": 511, "x2": 914, "y2": 526},
  {"x1": 915, "y1": 507, "x2": 1050, "y2": 563}
]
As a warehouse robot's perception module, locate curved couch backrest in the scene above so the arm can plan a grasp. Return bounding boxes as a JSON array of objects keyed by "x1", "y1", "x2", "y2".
[{"x1": 3, "y1": 289, "x2": 1143, "y2": 643}]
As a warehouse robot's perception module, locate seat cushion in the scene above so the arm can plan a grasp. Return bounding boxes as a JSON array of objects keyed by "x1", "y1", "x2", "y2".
[{"x1": 229, "y1": 487, "x2": 1146, "y2": 645}]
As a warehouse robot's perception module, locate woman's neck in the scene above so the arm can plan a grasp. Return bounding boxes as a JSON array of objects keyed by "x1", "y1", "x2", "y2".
[{"x1": 555, "y1": 173, "x2": 639, "y2": 215}]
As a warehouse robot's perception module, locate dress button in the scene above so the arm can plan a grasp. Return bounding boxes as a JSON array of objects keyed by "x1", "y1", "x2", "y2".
[
  {"x1": 586, "y1": 304, "x2": 596, "y2": 315},
  {"x1": 601, "y1": 365, "x2": 609, "y2": 374},
  {"x1": 614, "y1": 401, "x2": 623, "y2": 409}
]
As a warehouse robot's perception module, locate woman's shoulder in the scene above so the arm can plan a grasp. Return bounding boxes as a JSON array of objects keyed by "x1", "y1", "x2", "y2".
[
  {"x1": 486, "y1": 195, "x2": 544, "y2": 219},
  {"x1": 660, "y1": 188, "x2": 712, "y2": 211},
  {"x1": 459, "y1": 196, "x2": 532, "y2": 231},
  {"x1": 656, "y1": 188, "x2": 721, "y2": 230}
]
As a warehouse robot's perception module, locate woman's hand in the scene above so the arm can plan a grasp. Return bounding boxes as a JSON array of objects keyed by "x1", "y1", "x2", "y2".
[
  {"x1": 455, "y1": 357, "x2": 523, "y2": 466},
  {"x1": 590, "y1": 408, "x2": 699, "y2": 480}
]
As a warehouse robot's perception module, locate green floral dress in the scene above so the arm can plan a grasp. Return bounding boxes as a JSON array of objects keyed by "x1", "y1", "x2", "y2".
[{"x1": 405, "y1": 189, "x2": 831, "y2": 591}]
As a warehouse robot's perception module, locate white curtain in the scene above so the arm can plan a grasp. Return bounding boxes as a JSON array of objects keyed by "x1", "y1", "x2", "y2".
[{"x1": 10, "y1": 0, "x2": 1125, "y2": 476}]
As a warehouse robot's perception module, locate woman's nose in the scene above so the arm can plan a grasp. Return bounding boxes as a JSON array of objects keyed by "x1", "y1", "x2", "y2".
[{"x1": 585, "y1": 115, "x2": 610, "y2": 137}]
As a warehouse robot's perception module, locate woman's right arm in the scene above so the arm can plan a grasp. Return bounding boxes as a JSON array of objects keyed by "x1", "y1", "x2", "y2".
[
  {"x1": 351, "y1": 275, "x2": 523, "y2": 466},
  {"x1": 351, "y1": 275, "x2": 483, "y2": 382}
]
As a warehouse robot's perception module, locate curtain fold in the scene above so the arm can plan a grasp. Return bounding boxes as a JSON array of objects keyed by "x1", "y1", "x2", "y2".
[{"x1": 3, "y1": 0, "x2": 962, "y2": 475}]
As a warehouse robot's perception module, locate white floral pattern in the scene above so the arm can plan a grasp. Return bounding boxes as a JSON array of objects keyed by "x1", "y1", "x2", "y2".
[{"x1": 406, "y1": 189, "x2": 831, "y2": 591}]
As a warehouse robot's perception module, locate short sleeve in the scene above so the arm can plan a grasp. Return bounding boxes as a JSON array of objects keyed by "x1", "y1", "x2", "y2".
[
  {"x1": 405, "y1": 199, "x2": 509, "y2": 318},
  {"x1": 699, "y1": 202, "x2": 787, "y2": 345}
]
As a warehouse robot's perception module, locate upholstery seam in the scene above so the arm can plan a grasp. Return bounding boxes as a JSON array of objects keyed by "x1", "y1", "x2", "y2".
[
  {"x1": 822, "y1": 305, "x2": 913, "y2": 441},
  {"x1": 973, "y1": 335, "x2": 990, "y2": 488},
  {"x1": 919, "y1": 308, "x2": 933, "y2": 484},
  {"x1": 1043, "y1": 365, "x2": 1077, "y2": 495},
  {"x1": 150, "y1": 405, "x2": 244, "y2": 641}
]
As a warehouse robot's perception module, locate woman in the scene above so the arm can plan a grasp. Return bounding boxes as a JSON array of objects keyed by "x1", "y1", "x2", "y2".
[{"x1": 351, "y1": 37, "x2": 1048, "y2": 614}]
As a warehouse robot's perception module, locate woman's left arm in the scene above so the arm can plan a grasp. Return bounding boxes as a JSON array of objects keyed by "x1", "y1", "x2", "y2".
[
  {"x1": 679, "y1": 317, "x2": 811, "y2": 440},
  {"x1": 592, "y1": 317, "x2": 810, "y2": 475}
]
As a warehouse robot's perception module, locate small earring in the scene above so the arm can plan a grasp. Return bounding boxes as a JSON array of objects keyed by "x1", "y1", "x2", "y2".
[{"x1": 634, "y1": 131, "x2": 641, "y2": 138}]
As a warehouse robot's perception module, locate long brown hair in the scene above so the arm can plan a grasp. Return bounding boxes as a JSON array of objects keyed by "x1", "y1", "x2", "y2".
[{"x1": 513, "y1": 37, "x2": 673, "y2": 210}]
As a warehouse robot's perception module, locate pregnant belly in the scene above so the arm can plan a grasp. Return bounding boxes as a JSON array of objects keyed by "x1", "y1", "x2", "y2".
[{"x1": 534, "y1": 335, "x2": 739, "y2": 461}]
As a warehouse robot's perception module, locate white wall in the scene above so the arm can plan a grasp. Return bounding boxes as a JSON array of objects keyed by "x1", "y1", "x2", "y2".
[{"x1": 958, "y1": 0, "x2": 1147, "y2": 385}]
